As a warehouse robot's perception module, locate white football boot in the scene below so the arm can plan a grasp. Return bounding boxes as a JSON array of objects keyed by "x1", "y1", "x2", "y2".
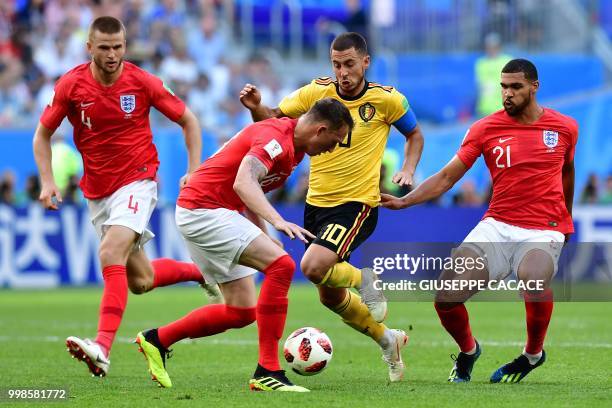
[
  {"x1": 66, "y1": 336, "x2": 110, "y2": 377},
  {"x1": 380, "y1": 329, "x2": 409, "y2": 382}
]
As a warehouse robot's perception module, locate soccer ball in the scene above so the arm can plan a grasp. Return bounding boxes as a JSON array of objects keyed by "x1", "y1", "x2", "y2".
[{"x1": 283, "y1": 327, "x2": 333, "y2": 376}]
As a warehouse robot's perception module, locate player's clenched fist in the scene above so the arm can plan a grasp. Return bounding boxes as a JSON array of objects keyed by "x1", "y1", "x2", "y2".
[{"x1": 239, "y1": 83, "x2": 261, "y2": 110}]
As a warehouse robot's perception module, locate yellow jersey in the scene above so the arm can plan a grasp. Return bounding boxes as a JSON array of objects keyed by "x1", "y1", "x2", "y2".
[{"x1": 279, "y1": 78, "x2": 410, "y2": 207}]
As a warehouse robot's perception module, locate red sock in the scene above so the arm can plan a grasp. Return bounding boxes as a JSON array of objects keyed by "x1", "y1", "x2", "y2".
[
  {"x1": 95, "y1": 265, "x2": 128, "y2": 356},
  {"x1": 524, "y1": 289, "x2": 554, "y2": 354},
  {"x1": 157, "y1": 304, "x2": 255, "y2": 348},
  {"x1": 151, "y1": 258, "x2": 204, "y2": 288},
  {"x1": 257, "y1": 255, "x2": 295, "y2": 371},
  {"x1": 434, "y1": 302, "x2": 476, "y2": 353}
]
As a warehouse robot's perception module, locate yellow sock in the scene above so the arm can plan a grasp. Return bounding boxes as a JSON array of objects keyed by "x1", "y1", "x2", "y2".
[
  {"x1": 330, "y1": 290, "x2": 385, "y2": 342},
  {"x1": 319, "y1": 262, "x2": 362, "y2": 288}
]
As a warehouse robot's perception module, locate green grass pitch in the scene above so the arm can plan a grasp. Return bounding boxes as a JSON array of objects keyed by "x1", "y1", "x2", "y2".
[{"x1": 0, "y1": 285, "x2": 611, "y2": 407}]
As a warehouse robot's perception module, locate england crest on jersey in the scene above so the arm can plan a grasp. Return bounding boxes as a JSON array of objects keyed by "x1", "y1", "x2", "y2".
[
  {"x1": 120, "y1": 95, "x2": 136, "y2": 113},
  {"x1": 543, "y1": 130, "x2": 558, "y2": 148}
]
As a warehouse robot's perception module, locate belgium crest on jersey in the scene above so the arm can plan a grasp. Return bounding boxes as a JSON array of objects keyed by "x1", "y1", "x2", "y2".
[
  {"x1": 120, "y1": 95, "x2": 136, "y2": 113},
  {"x1": 542, "y1": 130, "x2": 558, "y2": 148},
  {"x1": 359, "y1": 102, "x2": 376, "y2": 122}
]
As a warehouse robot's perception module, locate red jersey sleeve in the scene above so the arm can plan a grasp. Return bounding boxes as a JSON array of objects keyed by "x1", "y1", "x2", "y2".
[
  {"x1": 246, "y1": 130, "x2": 287, "y2": 171},
  {"x1": 39, "y1": 75, "x2": 70, "y2": 131},
  {"x1": 144, "y1": 73, "x2": 186, "y2": 122},
  {"x1": 565, "y1": 118, "x2": 579, "y2": 163},
  {"x1": 456, "y1": 121, "x2": 484, "y2": 168}
]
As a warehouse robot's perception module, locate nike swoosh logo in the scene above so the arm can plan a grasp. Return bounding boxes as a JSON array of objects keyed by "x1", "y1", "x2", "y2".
[
  {"x1": 81, "y1": 102, "x2": 94, "y2": 108},
  {"x1": 96, "y1": 355, "x2": 107, "y2": 364},
  {"x1": 499, "y1": 137, "x2": 514, "y2": 143}
]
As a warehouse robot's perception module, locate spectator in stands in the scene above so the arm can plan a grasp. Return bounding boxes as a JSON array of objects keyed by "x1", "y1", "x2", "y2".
[
  {"x1": 0, "y1": 170, "x2": 15, "y2": 205},
  {"x1": 63, "y1": 174, "x2": 82, "y2": 205},
  {"x1": 317, "y1": 0, "x2": 369, "y2": 50},
  {"x1": 343, "y1": 0, "x2": 368, "y2": 40},
  {"x1": 580, "y1": 173, "x2": 599, "y2": 204},
  {"x1": 148, "y1": 0, "x2": 185, "y2": 28},
  {"x1": 516, "y1": 0, "x2": 544, "y2": 49},
  {"x1": 188, "y1": 72, "x2": 218, "y2": 128},
  {"x1": 187, "y1": 12, "x2": 227, "y2": 75},
  {"x1": 33, "y1": 19, "x2": 86, "y2": 80},
  {"x1": 159, "y1": 36, "x2": 198, "y2": 85},
  {"x1": 599, "y1": 175, "x2": 612, "y2": 205},
  {"x1": 25, "y1": 174, "x2": 40, "y2": 202},
  {"x1": 124, "y1": 0, "x2": 156, "y2": 64},
  {"x1": 484, "y1": 0, "x2": 512, "y2": 43},
  {"x1": 475, "y1": 32, "x2": 512, "y2": 117},
  {"x1": 452, "y1": 180, "x2": 483, "y2": 207}
]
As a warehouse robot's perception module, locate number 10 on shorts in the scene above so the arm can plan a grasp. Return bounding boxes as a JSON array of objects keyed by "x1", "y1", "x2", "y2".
[{"x1": 321, "y1": 224, "x2": 347, "y2": 245}]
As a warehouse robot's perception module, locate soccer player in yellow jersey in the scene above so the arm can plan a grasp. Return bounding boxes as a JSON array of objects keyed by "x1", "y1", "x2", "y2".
[{"x1": 240, "y1": 32, "x2": 424, "y2": 382}]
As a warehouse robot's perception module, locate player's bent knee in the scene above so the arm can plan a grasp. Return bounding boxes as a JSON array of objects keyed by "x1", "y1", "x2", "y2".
[
  {"x1": 518, "y1": 249, "x2": 554, "y2": 285},
  {"x1": 127, "y1": 279, "x2": 148, "y2": 295},
  {"x1": 300, "y1": 257, "x2": 328, "y2": 283},
  {"x1": 98, "y1": 244, "x2": 128, "y2": 267},
  {"x1": 269, "y1": 254, "x2": 296, "y2": 280}
]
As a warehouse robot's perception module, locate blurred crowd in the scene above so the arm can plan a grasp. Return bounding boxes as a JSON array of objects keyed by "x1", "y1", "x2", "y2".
[
  {"x1": 0, "y1": 0, "x2": 610, "y2": 208},
  {"x1": 0, "y1": 0, "x2": 297, "y2": 141}
]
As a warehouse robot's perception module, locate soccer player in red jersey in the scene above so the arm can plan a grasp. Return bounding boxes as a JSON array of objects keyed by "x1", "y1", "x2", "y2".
[
  {"x1": 134, "y1": 98, "x2": 353, "y2": 392},
  {"x1": 381, "y1": 59, "x2": 577, "y2": 383},
  {"x1": 32, "y1": 16, "x2": 221, "y2": 377}
]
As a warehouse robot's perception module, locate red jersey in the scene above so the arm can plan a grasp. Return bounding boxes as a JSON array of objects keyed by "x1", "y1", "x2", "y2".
[
  {"x1": 178, "y1": 117, "x2": 305, "y2": 212},
  {"x1": 39, "y1": 62, "x2": 185, "y2": 199},
  {"x1": 457, "y1": 108, "x2": 578, "y2": 234}
]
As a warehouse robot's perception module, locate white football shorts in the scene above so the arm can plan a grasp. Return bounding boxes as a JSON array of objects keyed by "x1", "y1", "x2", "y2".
[
  {"x1": 460, "y1": 217, "x2": 565, "y2": 281},
  {"x1": 88, "y1": 179, "x2": 157, "y2": 250},
  {"x1": 175, "y1": 205, "x2": 261, "y2": 284}
]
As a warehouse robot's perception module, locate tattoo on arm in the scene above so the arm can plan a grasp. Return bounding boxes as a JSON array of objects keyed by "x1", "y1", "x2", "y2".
[{"x1": 244, "y1": 155, "x2": 269, "y2": 183}]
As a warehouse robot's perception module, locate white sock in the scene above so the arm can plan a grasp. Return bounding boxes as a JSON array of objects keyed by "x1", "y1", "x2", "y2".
[{"x1": 522, "y1": 348, "x2": 542, "y2": 365}]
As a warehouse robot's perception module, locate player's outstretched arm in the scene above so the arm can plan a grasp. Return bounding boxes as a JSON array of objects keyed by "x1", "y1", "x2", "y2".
[
  {"x1": 239, "y1": 83, "x2": 285, "y2": 122},
  {"x1": 33, "y1": 122, "x2": 62, "y2": 210},
  {"x1": 176, "y1": 107, "x2": 202, "y2": 188},
  {"x1": 234, "y1": 155, "x2": 315, "y2": 243},
  {"x1": 381, "y1": 155, "x2": 468, "y2": 210},
  {"x1": 393, "y1": 125, "x2": 425, "y2": 187}
]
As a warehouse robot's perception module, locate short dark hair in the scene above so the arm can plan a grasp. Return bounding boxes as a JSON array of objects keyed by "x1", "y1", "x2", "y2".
[
  {"x1": 88, "y1": 16, "x2": 126, "y2": 40},
  {"x1": 331, "y1": 32, "x2": 368, "y2": 55},
  {"x1": 308, "y1": 98, "x2": 354, "y2": 133},
  {"x1": 502, "y1": 58, "x2": 538, "y2": 81}
]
